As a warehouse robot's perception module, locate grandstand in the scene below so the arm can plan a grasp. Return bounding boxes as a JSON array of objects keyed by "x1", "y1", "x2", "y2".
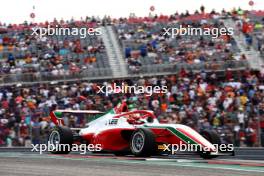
[
  {"x1": 115, "y1": 13, "x2": 244, "y2": 74},
  {"x1": 1, "y1": 9, "x2": 261, "y2": 85},
  {"x1": 0, "y1": 8, "x2": 264, "y2": 148},
  {"x1": 0, "y1": 19, "x2": 112, "y2": 84}
]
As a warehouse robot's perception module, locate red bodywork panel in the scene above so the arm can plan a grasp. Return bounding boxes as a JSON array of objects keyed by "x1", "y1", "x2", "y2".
[
  {"x1": 81, "y1": 127, "x2": 187, "y2": 152},
  {"x1": 150, "y1": 128, "x2": 184, "y2": 145},
  {"x1": 82, "y1": 128, "x2": 134, "y2": 151}
]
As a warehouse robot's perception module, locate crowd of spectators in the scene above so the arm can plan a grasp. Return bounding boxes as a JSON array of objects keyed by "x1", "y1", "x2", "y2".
[
  {"x1": 1, "y1": 8, "x2": 260, "y2": 77},
  {"x1": 0, "y1": 68, "x2": 264, "y2": 147},
  {"x1": 114, "y1": 9, "x2": 250, "y2": 73},
  {"x1": 233, "y1": 10, "x2": 264, "y2": 55},
  {"x1": 0, "y1": 17, "x2": 107, "y2": 77}
]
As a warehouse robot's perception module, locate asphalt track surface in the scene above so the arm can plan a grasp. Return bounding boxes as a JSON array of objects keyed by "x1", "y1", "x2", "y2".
[{"x1": 1, "y1": 152, "x2": 264, "y2": 176}]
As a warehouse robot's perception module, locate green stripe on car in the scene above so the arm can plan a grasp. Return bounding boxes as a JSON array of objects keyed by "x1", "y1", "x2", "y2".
[{"x1": 144, "y1": 125, "x2": 198, "y2": 145}]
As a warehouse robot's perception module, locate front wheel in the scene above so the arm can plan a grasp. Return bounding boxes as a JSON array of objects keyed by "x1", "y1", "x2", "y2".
[
  {"x1": 48, "y1": 126, "x2": 73, "y2": 154},
  {"x1": 130, "y1": 128, "x2": 156, "y2": 157}
]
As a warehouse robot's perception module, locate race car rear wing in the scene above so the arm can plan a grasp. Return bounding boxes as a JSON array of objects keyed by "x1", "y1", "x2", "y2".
[{"x1": 49, "y1": 110, "x2": 104, "y2": 126}]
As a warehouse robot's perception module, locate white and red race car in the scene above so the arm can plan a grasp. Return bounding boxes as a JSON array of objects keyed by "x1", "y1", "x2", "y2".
[{"x1": 48, "y1": 102, "x2": 234, "y2": 159}]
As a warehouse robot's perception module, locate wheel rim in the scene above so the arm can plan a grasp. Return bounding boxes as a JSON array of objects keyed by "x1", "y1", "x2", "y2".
[
  {"x1": 49, "y1": 130, "x2": 60, "y2": 145},
  {"x1": 132, "y1": 132, "x2": 144, "y2": 153}
]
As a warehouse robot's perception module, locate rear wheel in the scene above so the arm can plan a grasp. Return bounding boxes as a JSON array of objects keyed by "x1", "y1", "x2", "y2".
[
  {"x1": 130, "y1": 128, "x2": 156, "y2": 157},
  {"x1": 48, "y1": 126, "x2": 73, "y2": 154},
  {"x1": 199, "y1": 130, "x2": 220, "y2": 159}
]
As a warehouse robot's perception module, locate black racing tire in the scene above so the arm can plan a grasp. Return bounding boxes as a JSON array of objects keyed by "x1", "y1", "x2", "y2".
[
  {"x1": 130, "y1": 128, "x2": 156, "y2": 157},
  {"x1": 48, "y1": 126, "x2": 73, "y2": 154},
  {"x1": 200, "y1": 130, "x2": 221, "y2": 145},
  {"x1": 199, "y1": 130, "x2": 221, "y2": 159}
]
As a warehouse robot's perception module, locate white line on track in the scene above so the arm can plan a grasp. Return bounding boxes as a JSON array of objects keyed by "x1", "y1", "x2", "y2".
[{"x1": 1, "y1": 153, "x2": 264, "y2": 173}]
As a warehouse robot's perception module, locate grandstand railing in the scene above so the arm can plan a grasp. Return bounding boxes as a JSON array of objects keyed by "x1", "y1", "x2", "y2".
[
  {"x1": 0, "y1": 60, "x2": 249, "y2": 86},
  {"x1": 128, "y1": 60, "x2": 249, "y2": 75},
  {"x1": 0, "y1": 68, "x2": 113, "y2": 85}
]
